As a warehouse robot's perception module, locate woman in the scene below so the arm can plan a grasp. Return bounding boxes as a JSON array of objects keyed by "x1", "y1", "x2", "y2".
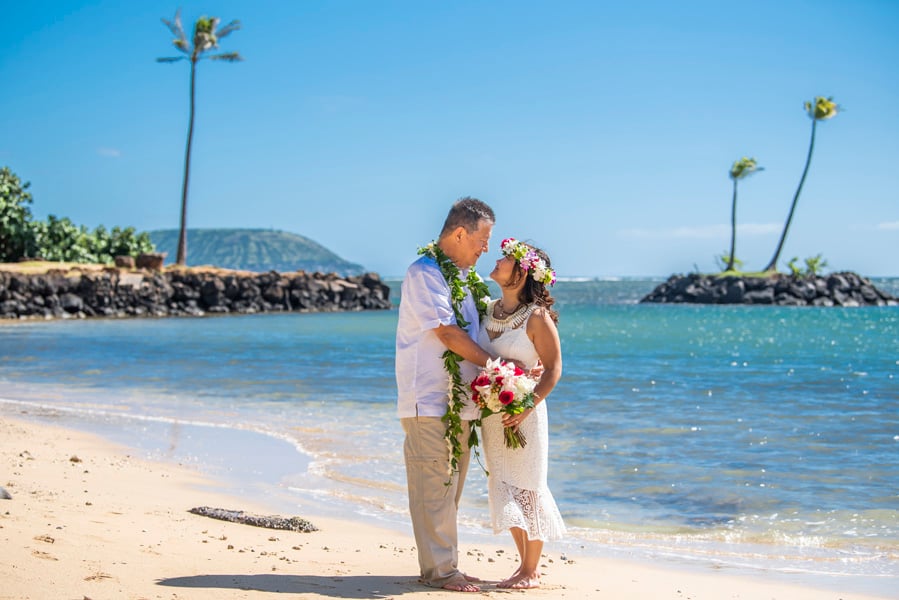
[{"x1": 478, "y1": 237, "x2": 566, "y2": 589}]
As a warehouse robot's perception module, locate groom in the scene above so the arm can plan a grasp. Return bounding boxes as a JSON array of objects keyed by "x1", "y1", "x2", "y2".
[{"x1": 395, "y1": 197, "x2": 496, "y2": 592}]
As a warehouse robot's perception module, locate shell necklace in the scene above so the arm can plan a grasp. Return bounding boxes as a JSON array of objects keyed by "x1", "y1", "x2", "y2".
[{"x1": 486, "y1": 300, "x2": 533, "y2": 334}]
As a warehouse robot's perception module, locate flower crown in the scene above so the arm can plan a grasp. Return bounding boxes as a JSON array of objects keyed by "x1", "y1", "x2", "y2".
[{"x1": 500, "y1": 238, "x2": 556, "y2": 286}]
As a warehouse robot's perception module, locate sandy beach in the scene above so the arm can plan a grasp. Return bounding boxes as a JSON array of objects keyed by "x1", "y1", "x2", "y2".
[{"x1": 0, "y1": 415, "x2": 890, "y2": 600}]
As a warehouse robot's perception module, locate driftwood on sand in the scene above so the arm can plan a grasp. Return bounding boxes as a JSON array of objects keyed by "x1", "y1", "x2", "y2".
[{"x1": 189, "y1": 506, "x2": 318, "y2": 532}]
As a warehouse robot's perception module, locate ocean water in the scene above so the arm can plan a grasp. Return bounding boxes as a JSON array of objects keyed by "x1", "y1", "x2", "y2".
[{"x1": 1, "y1": 278, "x2": 897, "y2": 595}]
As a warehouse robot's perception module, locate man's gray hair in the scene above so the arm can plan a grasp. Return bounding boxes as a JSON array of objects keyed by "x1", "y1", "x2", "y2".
[{"x1": 440, "y1": 196, "x2": 495, "y2": 237}]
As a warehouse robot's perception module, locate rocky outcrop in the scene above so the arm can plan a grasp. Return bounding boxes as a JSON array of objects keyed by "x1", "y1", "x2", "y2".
[
  {"x1": 640, "y1": 272, "x2": 897, "y2": 306},
  {"x1": 0, "y1": 268, "x2": 392, "y2": 320}
]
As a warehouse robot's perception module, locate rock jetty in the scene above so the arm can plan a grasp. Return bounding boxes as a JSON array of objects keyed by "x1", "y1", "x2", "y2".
[
  {"x1": 640, "y1": 271, "x2": 897, "y2": 306},
  {"x1": 0, "y1": 267, "x2": 392, "y2": 320}
]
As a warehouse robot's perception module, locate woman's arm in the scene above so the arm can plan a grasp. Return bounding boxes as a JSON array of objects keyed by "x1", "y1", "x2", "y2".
[
  {"x1": 528, "y1": 307, "x2": 562, "y2": 403},
  {"x1": 503, "y1": 307, "x2": 562, "y2": 427}
]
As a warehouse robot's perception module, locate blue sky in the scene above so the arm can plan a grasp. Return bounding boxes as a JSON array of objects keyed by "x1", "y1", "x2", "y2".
[{"x1": 2, "y1": 1, "x2": 897, "y2": 277}]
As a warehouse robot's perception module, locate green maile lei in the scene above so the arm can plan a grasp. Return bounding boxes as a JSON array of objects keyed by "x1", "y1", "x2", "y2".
[{"x1": 417, "y1": 241, "x2": 490, "y2": 485}]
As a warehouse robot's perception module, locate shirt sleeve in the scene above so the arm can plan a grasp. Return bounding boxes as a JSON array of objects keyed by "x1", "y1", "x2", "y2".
[{"x1": 403, "y1": 259, "x2": 455, "y2": 331}]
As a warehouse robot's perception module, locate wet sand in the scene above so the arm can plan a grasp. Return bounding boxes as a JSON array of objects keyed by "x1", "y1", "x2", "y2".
[{"x1": 0, "y1": 416, "x2": 889, "y2": 599}]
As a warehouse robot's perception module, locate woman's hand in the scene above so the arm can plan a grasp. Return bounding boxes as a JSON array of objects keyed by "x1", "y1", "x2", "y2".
[{"x1": 502, "y1": 407, "x2": 533, "y2": 429}]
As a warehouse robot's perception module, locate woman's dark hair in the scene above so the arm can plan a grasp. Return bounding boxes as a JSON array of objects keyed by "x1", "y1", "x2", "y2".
[
  {"x1": 440, "y1": 196, "x2": 495, "y2": 237},
  {"x1": 510, "y1": 245, "x2": 558, "y2": 323}
]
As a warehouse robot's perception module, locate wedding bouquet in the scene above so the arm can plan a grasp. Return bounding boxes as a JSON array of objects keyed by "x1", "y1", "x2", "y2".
[{"x1": 470, "y1": 357, "x2": 537, "y2": 449}]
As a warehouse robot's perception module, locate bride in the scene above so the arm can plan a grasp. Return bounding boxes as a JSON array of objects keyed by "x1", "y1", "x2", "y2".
[{"x1": 478, "y1": 238, "x2": 566, "y2": 589}]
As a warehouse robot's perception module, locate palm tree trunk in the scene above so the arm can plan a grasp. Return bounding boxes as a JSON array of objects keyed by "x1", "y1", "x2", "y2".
[
  {"x1": 727, "y1": 179, "x2": 738, "y2": 271},
  {"x1": 764, "y1": 119, "x2": 818, "y2": 272},
  {"x1": 176, "y1": 59, "x2": 198, "y2": 266}
]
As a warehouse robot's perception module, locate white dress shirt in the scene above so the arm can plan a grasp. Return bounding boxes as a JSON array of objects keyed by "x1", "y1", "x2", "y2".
[{"x1": 396, "y1": 254, "x2": 480, "y2": 419}]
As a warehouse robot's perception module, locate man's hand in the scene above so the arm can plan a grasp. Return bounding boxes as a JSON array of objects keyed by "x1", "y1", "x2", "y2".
[{"x1": 527, "y1": 359, "x2": 545, "y2": 380}]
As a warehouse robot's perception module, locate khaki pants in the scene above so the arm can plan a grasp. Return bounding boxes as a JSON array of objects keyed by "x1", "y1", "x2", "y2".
[{"x1": 401, "y1": 416, "x2": 472, "y2": 587}]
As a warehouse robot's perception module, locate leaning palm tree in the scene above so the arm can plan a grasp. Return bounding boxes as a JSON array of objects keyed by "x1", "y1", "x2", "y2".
[
  {"x1": 725, "y1": 157, "x2": 763, "y2": 271},
  {"x1": 157, "y1": 10, "x2": 242, "y2": 266},
  {"x1": 763, "y1": 96, "x2": 839, "y2": 273}
]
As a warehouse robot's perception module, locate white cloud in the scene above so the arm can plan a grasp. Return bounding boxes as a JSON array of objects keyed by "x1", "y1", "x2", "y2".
[
  {"x1": 618, "y1": 223, "x2": 779, "y2": 240},
  {"x1": 876, "y1": 221, "x2": 899, "y2": 231},
  {"x1": 738, "y1": 223, "x2": 782, "y2": 235},
  {"x1": 97, "y1": 147, "x2": 121, "y2": 158}
]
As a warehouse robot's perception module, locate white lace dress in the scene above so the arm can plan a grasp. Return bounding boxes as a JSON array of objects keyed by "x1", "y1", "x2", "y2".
[{"x1": 477, "y1": 300, "x2": 566, "y2": 541}]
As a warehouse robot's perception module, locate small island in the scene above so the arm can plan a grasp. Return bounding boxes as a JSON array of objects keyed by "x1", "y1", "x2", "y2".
[
  {"x1": 640, "y1": 271, "x2": 897, "y2": 307},
  {"x1": 642, "y1": 98, "x2": 897, "y2": 308}
]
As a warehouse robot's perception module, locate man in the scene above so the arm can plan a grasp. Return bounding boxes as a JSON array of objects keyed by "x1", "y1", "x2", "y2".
[{"x1": 396, "y1": 197, "x2": 495, "y2": 592}]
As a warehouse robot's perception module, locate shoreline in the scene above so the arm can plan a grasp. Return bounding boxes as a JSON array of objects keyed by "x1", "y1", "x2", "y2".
[{"x1": 1, "y1": 413, "x2": 892, "y2": 599}]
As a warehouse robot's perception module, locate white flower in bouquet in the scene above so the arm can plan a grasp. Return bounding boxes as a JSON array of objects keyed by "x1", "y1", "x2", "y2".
[{"x1": 470, "y1": 358, "x2": 537, "y2": 448}]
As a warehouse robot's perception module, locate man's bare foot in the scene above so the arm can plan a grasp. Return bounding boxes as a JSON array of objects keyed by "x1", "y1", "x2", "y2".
[
  {"x1": 438, "y1": 573, "x2": 481, "y2": 592},
  {"x1": 442, "y1": 579, "x2": 480, "y2": 592},
  {"x1": 461, "y1": 572, "x2": 483, "y2": 583}
]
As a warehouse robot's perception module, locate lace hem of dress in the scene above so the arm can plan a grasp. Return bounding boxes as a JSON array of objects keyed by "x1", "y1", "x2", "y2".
[{"x1": 489, "y1": 479, "x2": 566, "y2": 541}]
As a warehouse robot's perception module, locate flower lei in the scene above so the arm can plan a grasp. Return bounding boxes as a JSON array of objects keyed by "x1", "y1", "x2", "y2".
[
  {"x1": 417, "y1": 241, "x2": 490, "y2": 485},
  {"x1": 501, "y1": 238, "x2": 556, "y2": 286}
]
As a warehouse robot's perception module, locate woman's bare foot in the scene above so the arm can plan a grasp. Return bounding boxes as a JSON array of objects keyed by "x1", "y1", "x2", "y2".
[
  {"x1": 509, "y1": 574, "x2": 540, "y2": 589},
  {"x1": 498, "y1": 566, "x2": 522, "y2": 587},
  {"x1": 498, "y1": 572, "x2": 540, "y2": 589}
]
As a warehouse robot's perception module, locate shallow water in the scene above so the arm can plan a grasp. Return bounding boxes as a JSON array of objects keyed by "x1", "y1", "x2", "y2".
[{"x1": 1, "y1": 278, "x2": 897, "y2": 594}]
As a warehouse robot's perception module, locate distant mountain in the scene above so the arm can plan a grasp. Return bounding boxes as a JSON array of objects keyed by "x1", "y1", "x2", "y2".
[{"x1": 148, "y1": 228, "x2": 367, "y2": 276}]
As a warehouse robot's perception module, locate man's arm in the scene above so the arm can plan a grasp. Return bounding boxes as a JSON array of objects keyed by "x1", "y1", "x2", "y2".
[
  {"x1": 435, "y1": 323, "x2": 539, "y2": 374},
  {"x1": 434, "y1": 324, "x2": 493, "y2": 367}
]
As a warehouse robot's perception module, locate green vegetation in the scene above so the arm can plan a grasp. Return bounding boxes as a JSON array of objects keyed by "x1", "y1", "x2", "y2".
[
  {"x1": 787, "y1": 254, "x2": 828, "y2": 277},
  {"x1": 157, "y1": 10, "x2": 242, "y2": 266},
  {"x1": 2, "y1": 167, "x2": 363, "y2": 275},
  {"x1": 717, "y1": 97, "x2": 840, "y2": 276},
  {"x1": 1, "y1": 166, "x2": 154, "y2": 264},
  {"x1": 148, "y1": 228, "x2": 366, "y2": 276},
  {"x1": 714, "y1": 270, "x2": 771, "y2": 278},
  {"x1": 714, "y1": 255, "x2": 829, "y2": 280},
  {"x1": 30, "y1": 218, "x2": 154, "y2": 264},
  {"x1": 0, "y1": 167, "x2": 34, "y2": 261},
  {"x1": 724, "y1": 157, "x2": 763, "y2": 271},
  {"x1": 715, "y1": 254, "x2": 744, "y2": 273},
  {"x1": 763, "y1": 96, "x2": 840, "y2": 272}
]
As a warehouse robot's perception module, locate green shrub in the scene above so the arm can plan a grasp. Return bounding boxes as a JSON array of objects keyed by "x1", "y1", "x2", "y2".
[
  {"x1": 0, "y1": 166, "x2": 37, "y2": 261},
  {"x1": 1, "y1": 166, "x2": 156, "y2": 264}
]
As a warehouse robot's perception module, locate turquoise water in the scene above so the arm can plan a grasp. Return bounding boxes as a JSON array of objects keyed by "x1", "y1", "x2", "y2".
[{"x1": 1, "y1": 278, "x2": 897, "y2": 594}]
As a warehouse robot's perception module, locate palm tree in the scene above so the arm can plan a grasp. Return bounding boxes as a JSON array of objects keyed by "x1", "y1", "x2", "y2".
[
  {"x1": 158, "y1": 10, "x2": 242, "y2": 266},
  {"x1": 725, "y1": 157, "x2": 763, "y2": 271},
  {"x1": 763, "y1": 96, "x2": 839, "y2": 273}
]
